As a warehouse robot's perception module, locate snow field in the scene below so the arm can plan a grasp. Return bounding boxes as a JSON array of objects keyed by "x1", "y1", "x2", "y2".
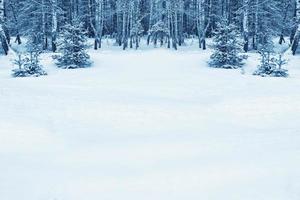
[{"x1": 0, "y1": 42, "x2": 300, "y2": 200}]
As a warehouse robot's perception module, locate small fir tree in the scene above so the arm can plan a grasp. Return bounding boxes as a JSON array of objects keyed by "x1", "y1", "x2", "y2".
[
  {"x1": 253, "y1": 41, "x2": 289, "y2": 77},
  {"x1": 272, "y1": 54, "x2": 289, "y2": 77},
  {"x1": 209, "y1": 21, "x2": 247, "y2": 69},
  {"x1": 12, "y1": 36, "x2": 47, "y2": 77},
  {"x1": 12, "y1": 53, "x2": 47, "y2": 77},
  {"x1": 55, "y1": 19, "x2": 92, "y2": 69}
]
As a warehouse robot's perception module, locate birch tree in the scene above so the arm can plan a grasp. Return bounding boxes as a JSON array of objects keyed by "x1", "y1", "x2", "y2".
[
  {"x1": 291, "y1": 0, "x2": 300, "y2": 55},
  {"x1": 0, "y1": 0, "x2": 9, "y2": 55}
]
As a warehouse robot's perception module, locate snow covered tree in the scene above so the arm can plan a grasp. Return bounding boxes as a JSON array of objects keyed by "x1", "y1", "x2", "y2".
[
  {"x1": 196, "y1": 0, "x2": 212, "y2": 50},
  {"x1": 242, "y1": 0, "x2": 249, "y2": 52},
  {"x1": 147, "y1": 20, "x2": 170, "y2": 48},
  {"x1": 12, "y1": 39, "x2": 47, "y2": 77},
  {"x1": 51, "y1": 0, "x2": 58, "y2": 52},
  {"x1": 291, "y1": 0, "x2": 300, "y2": 55},
  {"x1": 91, "y1": 0, "x2": 104, "y2": 50},
  {"x1": 130, "y1": 20, "x2": 144, "y2": 49},
  {"x1": 12, "y1": 53, "x2": 47, "y2": 77},
  {"x1": 0, "y1": 0, "x2": 9, "y2": 55},
  {"x1": 209, "y1": 21, "x2": 247, "y2": 69},
  {"x1": 6, "y1": 0, "x2": 22, "y2": 45},
  {"x1": 253, "y1": 42, "x2": 288, "y2": 77},
  {"x1": 272, "y1": 54, "x2": 289, "y2": 77},
  {"x1": 0, "y1": 0, "x2": 297, "y2": 53},
  {"x1": 253, "y1": 42, "x2": 276, "y2": 76},
  {"x1": 55, "y1": 18, "x2": 92, "y2": 69}
]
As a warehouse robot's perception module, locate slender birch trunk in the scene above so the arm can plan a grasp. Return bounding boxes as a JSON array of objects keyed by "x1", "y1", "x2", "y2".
[{"x1": 0, "y1": 0, "x2": 9, "y2": 55}]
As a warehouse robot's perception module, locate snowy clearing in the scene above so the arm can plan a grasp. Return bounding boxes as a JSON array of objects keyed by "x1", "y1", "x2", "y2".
[{"x1": 0, "y1": 43, "x2": 300, "y2": 200}]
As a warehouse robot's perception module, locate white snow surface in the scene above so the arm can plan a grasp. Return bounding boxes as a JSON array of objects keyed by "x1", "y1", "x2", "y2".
[{"x1": 0, "y1": 40, "x2": 300, "y2": 200}]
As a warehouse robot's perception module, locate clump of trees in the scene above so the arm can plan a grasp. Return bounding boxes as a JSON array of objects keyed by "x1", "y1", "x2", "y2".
[
  {"x1": 147, "y1": 20, "x2": 170, "y2": 48},
  {"x1": 253, "y1": 42, "x2": 289, "y2": 78},
  {"x1": 12, "y1": 53, "x2": 47, "y2": 77},
  {"x1": 1, "y1": 0, "x2": 298, "y2": 53},
  {"x1": 12, "y1": 38, "x2": 47, "y2": 77}
]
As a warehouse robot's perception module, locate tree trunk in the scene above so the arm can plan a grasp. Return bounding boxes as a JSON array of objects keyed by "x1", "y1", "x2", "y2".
[
  {"x1": 51, "y1": 0, "x2": 58, "y2": 52},
  {"x1": 291, "y1": 0, "x2": 300, "y2": 55},
  {"x1": 243, "y1": 0, "x2": 249, "y2": 52},
  {"x1": 0, "y1": 0, "x2": 9, "y2": 55}
]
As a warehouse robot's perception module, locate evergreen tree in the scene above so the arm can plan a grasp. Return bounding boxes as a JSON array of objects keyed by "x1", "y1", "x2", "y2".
[
  {"x1": 12, "y1": 33, "x2": 47, "y2": 77},
  {"x1": 209, "y1": 21, "x2": 247, "y2": 69},
  {"x1": 55, "y1": 19, "x2": 92, "y2": 69},
  {"x1": 12, "y1": 40, "x2": 47, "y2": 78},
  {"x1": 253, "y1": 42, "x2": 289, "y2": 77}
]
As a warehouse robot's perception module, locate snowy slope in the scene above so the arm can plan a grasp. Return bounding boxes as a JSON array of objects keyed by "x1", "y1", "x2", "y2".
[{"x1": 0, "y1": 41, "x2": 300, "y2": 200}]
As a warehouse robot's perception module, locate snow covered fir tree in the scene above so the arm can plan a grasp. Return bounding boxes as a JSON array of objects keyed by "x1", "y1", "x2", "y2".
[
  {"x1": 253, "y1": 41, "x2": 289, "y2": 77},
  {"x1": 12, "y1": 36, "x2": 47, "y2": 77},
  {"x1": 12, "y1": 52, "x2": 47, "y2": 78},
  {"x1": 54, "y1": 19, "x2": 91, "y2": 69},
  {"x1": 209, "y1": 21, "x2": 247, "y2": 69}
]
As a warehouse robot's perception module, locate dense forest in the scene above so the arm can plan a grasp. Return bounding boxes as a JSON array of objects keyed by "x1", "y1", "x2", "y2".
[{"x1": 0, "y1": 0, "x2": 300, "y2": 54}]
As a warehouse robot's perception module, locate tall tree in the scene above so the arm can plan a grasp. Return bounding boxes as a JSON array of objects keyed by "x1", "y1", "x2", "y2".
[{"x1": 0, "y1": 0, "x2": 9, "y2": 55}]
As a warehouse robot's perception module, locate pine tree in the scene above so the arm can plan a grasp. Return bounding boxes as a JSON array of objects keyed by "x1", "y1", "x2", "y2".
[
  {"x1": 209, "y1": 21, "x2": 247, "y2": 69},
  {"x1": 55, "y1": 18, "x2": 92, "y2": 69},
  {"x1": 12, "y1": 39, "x2": 47, "y2": 77},
  {"x1": 253, "y1": 42, "x2": 289, "y2": 78}
]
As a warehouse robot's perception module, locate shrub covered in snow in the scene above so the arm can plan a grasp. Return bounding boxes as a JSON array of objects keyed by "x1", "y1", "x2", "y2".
[
  {"x1": 12, "y1": 38, "x2": 47, "y2": 78},
  {"x1": 253, "y1": 43, "x2": 289, "y2": 78},
  {"x1": 209, "y1": 21, "x2": 247, "y2": 69},
  {"x1": 54, "y1": 19, "x2": 91, "y2": 69},
  {"x1": 12, "y1": 52, "x2": 47, "y2": 78}
]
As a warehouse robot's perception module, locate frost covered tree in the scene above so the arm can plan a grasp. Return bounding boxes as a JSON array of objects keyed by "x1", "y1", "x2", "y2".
[
  {"x1": 51, "y1": 0, "x2": 58, "y2": 52},
  {"x1": 0, "y1": 0, "x2": 298, "y2": 53},
  {"x1": 130, "y1": 20, "x2": 144, "y2": 49},
  {"x1": 0, "y1": 0, "x2": 9, "y2": 55},
  {"x1": 147, "y1": 20, "x2": 170, "y2": 48},
  {"x1": 55, "y1": 19, "x2": 92, "y2": 69},
  {"x1": 291, "y1": 0, "x2": 300, "y2": 55},
  {"x1": 6, "y1": 0, "x2": 22, "y2": 45},
  {"x1": 209, "y1": 21, "x2": 247, "y2": 69},
  {"x1": 196, "y1": 0, "x2": 212, "y2": 50},
  {"x1": 12, "y1": 53, "x2": 47, "y2": 77},
  {"x1": 12, "y1": 38, "x2": 47, "y2": 77},
  {"x1": 253, "y1": 41, "x2": 289, "y2": 77}
]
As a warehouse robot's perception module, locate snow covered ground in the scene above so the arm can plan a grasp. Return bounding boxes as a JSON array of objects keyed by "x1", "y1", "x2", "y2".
[{"x1": 0, "y1": 40, "x2": 300, "y2": 200}]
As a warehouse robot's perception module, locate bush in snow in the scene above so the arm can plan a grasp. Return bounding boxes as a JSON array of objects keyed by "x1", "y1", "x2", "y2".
[
  {"x1": 54, "y1": 19, "x2": 91, "y2": 69},
  {"x1": 12, "y1": 38, "x2": 47, "y2": 78},
  {"x1": 272, "y1": 54, "x2": 289, "y2": 77},
  {"x1": 12, "y1": 52, "x2": 47, "y2": 78},
  {"x1": 253, "y1": 42, "x2": 289, "y2": 78},
  {"x1": 209, "y1": 21, "x2": 247, "y2": 69}
]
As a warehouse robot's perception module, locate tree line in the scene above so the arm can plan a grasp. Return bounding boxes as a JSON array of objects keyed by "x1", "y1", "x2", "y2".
[{"x1": 0, "y1": 0, "x2": 300, "y2": 54}]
